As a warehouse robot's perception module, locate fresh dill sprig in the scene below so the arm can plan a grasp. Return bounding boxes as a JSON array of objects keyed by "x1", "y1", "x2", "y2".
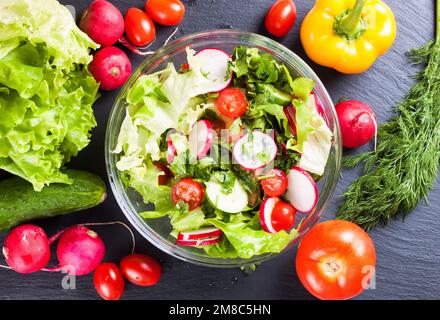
[{"x1": 337, "y1": 1, "x2": 440, "y2": 230}]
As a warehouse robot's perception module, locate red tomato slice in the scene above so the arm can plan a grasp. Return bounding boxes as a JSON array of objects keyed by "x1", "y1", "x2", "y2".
[
  {"x1": 296, "y1": 220, "x2": 376, "y2": 300},
  {"x1": 216, "y1": 88, "x2": 248, "y2": 119},
  {"x1": 172, "y1": 178, "x2": 205, "y2": 210},
  {"x1": 94, "y1": 263, "x2": 125, "y2": 300},
  {"x1": 261, "y1": 169, "x2": 288, "y2": 197},
  {"x1": 125, "y1": 7, "x2": 156, "y2": 47}
]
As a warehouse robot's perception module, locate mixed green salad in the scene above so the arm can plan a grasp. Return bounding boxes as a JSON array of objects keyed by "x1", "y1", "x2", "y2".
[{"x1": 115, "y1": 46, "x2": 332, "y2": 259}]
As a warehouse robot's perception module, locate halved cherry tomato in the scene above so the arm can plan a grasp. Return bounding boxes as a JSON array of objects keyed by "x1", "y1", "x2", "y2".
[
  {"x1": 261, "y1": 169, "x2": 288, "y2": 197},
  {"x1": 271, "y1": 201, "x2": 295, "y2": 231},
  {"x1": 216, "y1": 88, "x2": 248, "y2": 119},
  {"x1": 145, "y1": 0, "x2": 185, "y2": 26},
  {"x1": 120, "y1": 254, "x2": 162, "y2": 286},
  {"x1": 94, "y1": 263, "x2": 125, "y2": 300},
  {"x1": 172, "y1": 178, "x2": 205, "y2": 210},
  {"x1": 296, "y1": 220, "x2": 376, "y2": 300},
  {"x1": 125, "y1": 8, "x2": 156, "y2": 47},
  {"x1": 153, "y1": 161, "x2": 171, "y2": 185},
  {"x1": 265, "y1": 0, "x2": 297, "y2": 38}
]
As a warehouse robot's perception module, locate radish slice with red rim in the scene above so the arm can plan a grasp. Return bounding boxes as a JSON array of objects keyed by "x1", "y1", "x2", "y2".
[
  {"x1": 233, "y1": 131, "x2": 278, "y2": 171},
  {"x1": 192, "y1": 48, "x2": 232, "y2": 92},
  {"x1": 311, "y1": 93, "x2": 331, "y2": 127},
  {"x1": 259, "y1": 197, "x2": 279, "y2": 234},
  {"x1": 166, "y1": 138, "x2": 177, "y2": 164},
  {"x1": 286, "y1": 167, "x2": 318, "y2": 213},
  {"x1": 176, "y1": 236, "x2": 221, "y2": 246},
  {"x1": 189, "y1": 120, "x2": 214, "y2": 160},
  {"x1": 284, "y1": 105, "x2": 297, "y2": 136},
  {"x1": 177, "y1": 228, "x2": 222, "y2": 241}
]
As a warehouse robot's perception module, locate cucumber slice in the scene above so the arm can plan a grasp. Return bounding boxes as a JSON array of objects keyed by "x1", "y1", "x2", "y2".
[{"x1": 205, "y1": 178, "x2": 248, "y2": 214}]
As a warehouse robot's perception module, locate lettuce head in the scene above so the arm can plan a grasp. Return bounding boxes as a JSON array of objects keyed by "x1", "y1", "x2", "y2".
[{"x1": 0, "y1": 0, "x2": 99, "y2": 190}]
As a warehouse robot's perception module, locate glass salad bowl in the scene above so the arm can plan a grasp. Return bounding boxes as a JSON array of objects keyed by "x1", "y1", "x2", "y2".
[{"x1": 105, "y1": 30, "x2": 342, "y2": 268}]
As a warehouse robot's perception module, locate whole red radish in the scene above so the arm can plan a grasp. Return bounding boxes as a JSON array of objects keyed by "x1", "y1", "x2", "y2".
[
  {"x1": 335, "y1": 100, "x2": 377, "y2": 149},
  {"x1": 79, "y1": 0, "x2": 124, "y2": 47},
  {"x1": 55, "y1": 226, "x2": 105, "y2": 276},
  {"x1": 120, "y1": 254, "x2": 162, "y2": 286},
  {"x1": 94, "y1": 263, "x2": 125, "y2": 300},
  {"x1": 2, "y1": 225, "x2": 50, "y2": 274},
  {"x1": 89, "y1": 47, "x2": 132, "y2": 91}
]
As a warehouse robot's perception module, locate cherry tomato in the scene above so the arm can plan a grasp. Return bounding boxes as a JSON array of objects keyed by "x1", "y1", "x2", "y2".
[
  {"x1": 216, "y1": 88, "x2": 248, "y2": 119},
  {"x1": 145, "y1": 0, "x2": 185, "y2": 26},
  {"x1": 261, "y1": 169, "x2": 288, "y2": 197},
  {"x1": 271, "y1": 201, "x2": 295, "y2": 232},
  {"x1": 265, "y1": 0, "x2": 297, "y2": 37},
  {"x1": 296, "y1": 220, "x2": 376, "y2": 300},
  {"x1": 180, "y1": 62, "x2": 190, "y2": 71},
  {"x1": 125, "y1": 7, "x2": 156, "y2": 47},
  {"x1": 172, "y1": 178, "x2": 205, "y2": 210},
  {"x1": 94, "y1": 263, "x2": 125, "y2": 300},
  {"x1": 153, "y1": 161, "x2": 171, "y2": 185},
  {"x1": 120, "y1": 254, "x2": 162, "y2": 286}
]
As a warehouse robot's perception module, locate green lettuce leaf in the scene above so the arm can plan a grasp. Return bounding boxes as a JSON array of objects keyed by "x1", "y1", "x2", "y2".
[
  {"x1": 127, "y1": 160, "x2": 174, "y2": 214},
  {"x1": 297, "y1": 97, "x2": 333, "y2": 176},
  {"x1": 205, "y1": 213, "x2": 297, "y2": 259},
  {"x1": 0, "y1": 0, "x2": 99, "y2": 190},
  {"x1": 115, "y1": 48, "x2": 219, "y2": 165}
]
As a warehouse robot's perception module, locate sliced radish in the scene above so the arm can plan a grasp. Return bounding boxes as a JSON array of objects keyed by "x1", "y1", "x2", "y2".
[
  {"x1": 166, "y1": 138, "x2": 177, "y2": 164},
  {"x1": 177, "y1": 228, "x2": 222, "y2": 241},
  {"x1": 189, "y1": 120, "x2": 214, "y2": 159},
  {"x1": 286, "y1": 167, "x2": 318, "y2": 213},
  {"x1": 193, "y1": 48, "x2": 232, "y2": 92},
  {"x1": 311, "y1": 93, "x2": 331, "y2": 127},
  {"x1": 284, "y1": 105, "x2": 297, "y2": 136},
  {"x1": 176, "y1": 236, "x2": 221, "y2": 246},
  {"x1": 233, "y1": 131, "x2": 278, "y2": 170},
  {"x1": 311, "y1": 93, "x2": 326, "y2": 119},
  {"x1": 259, "y1": 197, "x2": 279, "y2": 234}
]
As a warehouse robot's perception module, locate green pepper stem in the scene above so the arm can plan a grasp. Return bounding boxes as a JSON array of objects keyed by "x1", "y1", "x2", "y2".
[{"x1": 338, "y1": 0, "x2": 366, "y2": 36}]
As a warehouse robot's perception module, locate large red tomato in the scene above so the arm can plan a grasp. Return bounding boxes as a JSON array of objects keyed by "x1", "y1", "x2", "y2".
[{"x1": 296, "y1": 220, "x2": 376, "y2": 300}]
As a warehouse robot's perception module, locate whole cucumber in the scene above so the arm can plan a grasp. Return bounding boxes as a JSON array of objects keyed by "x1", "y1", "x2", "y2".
[{"x1": 0, "y1": 169, "x2": 107, "y2": 231}]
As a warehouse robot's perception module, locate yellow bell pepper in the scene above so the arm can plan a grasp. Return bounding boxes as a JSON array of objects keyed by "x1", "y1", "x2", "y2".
[{"x1": 300, "y1": 0, "x2": 396, "y2": 74}]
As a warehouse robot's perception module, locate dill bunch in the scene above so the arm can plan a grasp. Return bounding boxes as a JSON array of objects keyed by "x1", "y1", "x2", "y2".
[{"x1": 337, "y1": 4, "x2": 440, "y2": 230}]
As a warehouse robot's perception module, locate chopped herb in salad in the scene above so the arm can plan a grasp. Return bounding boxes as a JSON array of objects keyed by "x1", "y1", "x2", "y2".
[{"x1": 114, "y1": 46, "x2": 333, "y2": 259}]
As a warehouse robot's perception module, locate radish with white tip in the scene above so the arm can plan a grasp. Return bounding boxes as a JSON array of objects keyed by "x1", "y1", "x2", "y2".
[
  {"x1": 233, "y1": 131, "x2": 278, "y2": 171},
  {"x1": 286, "y1": 167, "x2": 318, "y2": 213},
  {"x1": 177, "y1": 228, "x2": 222, "y2": 241},
  {"x1": 189, "y1": 120, "x2": 214, "y2": 159},
  {"x1": 192, "y1": 48, "x2": 232, "y2": 92}
]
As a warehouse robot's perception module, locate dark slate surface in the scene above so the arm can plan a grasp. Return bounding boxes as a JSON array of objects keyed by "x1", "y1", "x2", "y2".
[{"x1": 0, "y1": 0, "x2": 438, "y2": 300}]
